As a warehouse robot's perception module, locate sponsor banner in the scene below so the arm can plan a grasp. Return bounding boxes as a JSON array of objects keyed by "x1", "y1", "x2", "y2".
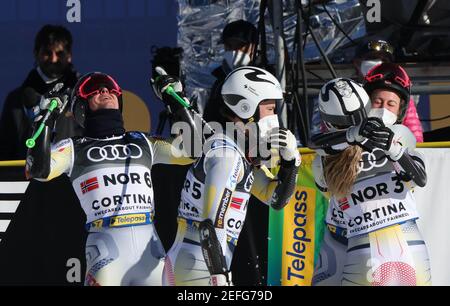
[
  {"x1": 280, "y1": 186, "x2": 316, "y2": 285},
  {"x1": 87, "y1": 212, "x2": 152, "y2": 230},
  {"x1": 109, "y1": 213, "x2": 148, "y2": 227},
  {"x1": 267, "y1": 153, "x2": 328, "y2": 286}
]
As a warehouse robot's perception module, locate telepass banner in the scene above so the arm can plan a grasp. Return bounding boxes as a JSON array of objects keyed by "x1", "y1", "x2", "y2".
[{"x1": 267, "y1": 153, "x2": 328, "y2": 286}]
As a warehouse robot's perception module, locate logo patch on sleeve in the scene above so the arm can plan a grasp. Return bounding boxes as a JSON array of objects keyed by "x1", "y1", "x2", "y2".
[{"x1": 214, "y1": 188, "x2": 232, "y2": 228}]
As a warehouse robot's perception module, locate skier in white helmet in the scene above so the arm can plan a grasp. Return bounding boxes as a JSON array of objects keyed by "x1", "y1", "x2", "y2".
[
  {"x1": 164, "y1": 66, "x2": 301, "y2": 286},
  {"x1": 311, "y1": 77, "x2": 430, "y2": 286}
]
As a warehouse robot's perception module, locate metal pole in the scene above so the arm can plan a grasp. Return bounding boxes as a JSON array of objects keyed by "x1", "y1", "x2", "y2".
[
  {"x1": 270, "y1": 0, "x2": 288, "y2": 128},
  {"x1": 298, "y1": 5, "x2": 337, "y2": 79},
  {"x1": 308, "y1": 28, "x2": 337, "y2": 79},
  {"x1": 296, "y1": 0, "x2": 310, "y2": 146}
]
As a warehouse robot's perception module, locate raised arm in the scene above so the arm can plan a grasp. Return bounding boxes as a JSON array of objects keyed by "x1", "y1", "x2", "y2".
[{"x1": 26, "y1": 96, "x2": 72, "y2": 180}]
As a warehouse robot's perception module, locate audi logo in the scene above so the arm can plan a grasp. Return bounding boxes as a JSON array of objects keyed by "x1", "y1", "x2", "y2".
[
  {"x1": 358, "y1": 148, "x2": 388, "y2": 172},
  {"x1": 87, "y1": 144, "x2": 143, "y2": 162}
]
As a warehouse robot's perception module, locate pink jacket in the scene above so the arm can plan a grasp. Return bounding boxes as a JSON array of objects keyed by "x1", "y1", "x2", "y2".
[{"x1": 402, "y1": 99, "x2": 424, "y2": 143}]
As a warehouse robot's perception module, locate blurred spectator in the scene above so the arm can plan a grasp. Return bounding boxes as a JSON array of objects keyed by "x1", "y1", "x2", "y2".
[
  {"x1": 0, "y1": 24, "x2": 83, "y2": 160},
  {"x1": 353, "y1": 39, "x2": 395, "y2": 81},
  {"x1": 203, "y1": 19, "x2": 259, "y2": 125},
  {"x1": 353, "y1": 39, "x2": 423, "y2": 142}
]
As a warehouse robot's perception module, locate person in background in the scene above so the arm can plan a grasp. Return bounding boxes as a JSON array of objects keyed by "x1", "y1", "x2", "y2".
[
  {"x1": 203, "y1": 19, "x2": 259, "y2": 125},
  {"x1": 0, "y1": 25, "x2": 83, "y2": 161},
  {"x1": 353, "y1": 39, "x2": 423, "y2": 142}
]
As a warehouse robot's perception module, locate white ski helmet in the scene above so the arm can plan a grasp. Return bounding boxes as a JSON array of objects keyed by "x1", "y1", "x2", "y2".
[
  {"x1": 221, "y1": 66, "x2": 283, "y2": 121},
  {"x1": 318, "y1": 78, "x2": 371, "y2": 130}
]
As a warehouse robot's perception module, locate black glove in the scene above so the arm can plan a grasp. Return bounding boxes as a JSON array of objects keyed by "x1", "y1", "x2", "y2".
[{"x1": 359, "y1": 117, "x2": 394, "y2": 151}]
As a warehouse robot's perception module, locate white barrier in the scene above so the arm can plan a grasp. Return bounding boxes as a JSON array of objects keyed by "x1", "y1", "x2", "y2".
[{"x1": 415, "y1": 148, "x2": 450, "y2": 286}]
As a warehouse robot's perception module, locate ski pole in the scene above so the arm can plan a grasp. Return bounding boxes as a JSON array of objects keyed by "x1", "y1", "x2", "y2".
[{"x1": 25, "y1": 98, "x2": 59, "y2": 149}]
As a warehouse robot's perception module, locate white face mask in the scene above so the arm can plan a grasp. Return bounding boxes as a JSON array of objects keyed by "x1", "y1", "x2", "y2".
[
  {"x1": 360, "y1": 60, "x2": 382, "y2": 76},
  {"x1": 368, "y1": 108, "x2": 398, "y2": 126},
  {"x1": 257, "y1": 114, "x2": 279, "y2": 140},
  {"x1": 246, "y1": 114, "x2": 279, "y2": 165},
  {"x1": 224, "y1": 50, "x2": 251, "y2": 69}
]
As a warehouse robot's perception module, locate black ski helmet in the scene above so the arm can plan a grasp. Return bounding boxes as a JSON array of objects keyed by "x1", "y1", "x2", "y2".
[{"x1": 70, "y1": 72, "x2": 123, "y2": 127}]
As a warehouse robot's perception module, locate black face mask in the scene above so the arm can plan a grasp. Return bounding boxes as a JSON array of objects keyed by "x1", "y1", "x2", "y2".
[{"x1": 40, "y1": 61, "x2": 69, "y2": 79}]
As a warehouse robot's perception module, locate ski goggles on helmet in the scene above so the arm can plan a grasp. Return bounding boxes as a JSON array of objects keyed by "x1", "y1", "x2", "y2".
[
  {"x1": 367, "y1": 40, "x2": 394, "y2": 55},
  {"x1": 365, "y1": 70, "x2": 410, "y2": 89},
  {"x1": 77, "y1": 74, "x2": 122, "y2": 99}
]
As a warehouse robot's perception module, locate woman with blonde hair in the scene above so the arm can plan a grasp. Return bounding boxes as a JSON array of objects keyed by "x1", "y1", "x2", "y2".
[{"x1": 311, "y1": 76, "x2": 430, "y2": 286}]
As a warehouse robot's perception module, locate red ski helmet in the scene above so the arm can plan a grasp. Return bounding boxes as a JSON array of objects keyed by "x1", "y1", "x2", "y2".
[{"x1": 363, "y1": 63, "x2": 411, "y2": 122}]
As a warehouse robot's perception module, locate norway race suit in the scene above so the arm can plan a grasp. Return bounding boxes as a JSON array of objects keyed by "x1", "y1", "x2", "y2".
[
  {"x1": 312, "y1": 125, "x2": 431, "y2": 286},
  {"x1": 36, "y1": 132, "x2": 193, "y2": 286},
  {"x1": 163, "y1": 133, "x2": 291, "y2": 286}
]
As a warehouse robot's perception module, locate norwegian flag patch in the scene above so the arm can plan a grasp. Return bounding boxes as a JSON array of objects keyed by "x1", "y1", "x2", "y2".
[
  {"x1": 80, "y1": 177, "x2": 99, "y2": 194},
  {"x1": 230, "y1": 197, "x2": 244, "y2": 210},
  {"x1": 338, "y1": 197, "x2": 350, "y2": 211}
]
